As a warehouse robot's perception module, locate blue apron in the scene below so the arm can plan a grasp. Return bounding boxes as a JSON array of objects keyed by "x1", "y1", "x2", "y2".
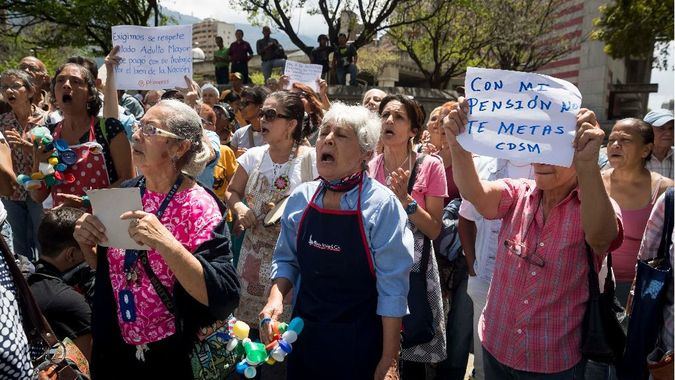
[{"x1": 287, "y1": 181, "x2": 383, "y2": 380}]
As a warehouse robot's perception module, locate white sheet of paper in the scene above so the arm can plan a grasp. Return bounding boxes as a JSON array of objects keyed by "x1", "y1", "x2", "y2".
[
  {"x1": 87, "y1": 188, "x2": 144, "y2": 250},
  {"x1": 457, "y1": 67, "x2": 582, "y2": 167},
  {"x1": 284, "y1": 60, "x2": 323, "y2": 92},
  {"x1": 111, "y1": 24, "x2": 193, "y2": 90}
]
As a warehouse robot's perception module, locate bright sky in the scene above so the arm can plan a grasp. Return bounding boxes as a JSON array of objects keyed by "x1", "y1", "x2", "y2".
[
  {"x1": 163, "y1": 0, "x2": 674, "y2": 109},
  {"x1": 161, "y1": 0, "x2": 327, "y2": 36}
]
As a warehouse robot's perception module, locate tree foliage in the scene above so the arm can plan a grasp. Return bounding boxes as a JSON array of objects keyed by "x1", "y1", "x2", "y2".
[
  {"x1": 592, "y1": 0, "x2": 674, "y2": 69},
  {"x1": 388, "y1": 0, "x2": 489, "y2": 89},
  {"x1": 0, "y1": 32, "x2": 87, "y2": 75},
  {"x1": 1, "y1": 0, "x2": 163, "y2": 55},
  {"x1": 230, "y1": 0, "x2": 440, "y2": 57}
]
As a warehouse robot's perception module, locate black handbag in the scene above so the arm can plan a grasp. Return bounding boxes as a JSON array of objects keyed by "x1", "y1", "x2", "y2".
[
  {"x1": 401, "y1": 155, "x2": 435, "y2": 349},
  {"x1": 582, "y1": 245, "x2": 626, "y2": 364},
  {"x1": 621, "y1": 187, "x2": 673, "y2": 380}
]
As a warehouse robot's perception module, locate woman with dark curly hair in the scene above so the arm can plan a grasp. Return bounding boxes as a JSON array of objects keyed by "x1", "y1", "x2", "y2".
[{"x1": 29, "y1": 47, "x2": 133, "y2": 208}]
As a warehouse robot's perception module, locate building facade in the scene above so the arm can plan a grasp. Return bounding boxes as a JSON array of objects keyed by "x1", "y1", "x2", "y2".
[{"x1": 192, "y1": 18, "x2": 236, "y2": 61}]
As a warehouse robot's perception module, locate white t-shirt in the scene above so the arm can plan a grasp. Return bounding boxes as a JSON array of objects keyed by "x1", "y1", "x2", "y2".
[
  {"x1": 237, "y1": 145, "x2": 318, "y2": 197},
  {"x1": 230, "y1": 124, "x2": 265, "y2": 150}
]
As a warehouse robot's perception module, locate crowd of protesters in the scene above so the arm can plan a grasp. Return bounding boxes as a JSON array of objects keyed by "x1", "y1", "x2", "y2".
[
  {"x1": 0, "y1": 34, "x2": 672, "y2": 380},
  {"x1": 213, "y1": 27, "x2": 360, "y2": 87}
]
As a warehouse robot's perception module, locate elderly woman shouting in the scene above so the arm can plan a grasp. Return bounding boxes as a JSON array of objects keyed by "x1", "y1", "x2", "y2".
[
  {"x1": 73, "y1": 100, "x2": 240, "y2": 379},
  {"x1": 260, "y1": 103, "x2": 414, "y2": 380}
]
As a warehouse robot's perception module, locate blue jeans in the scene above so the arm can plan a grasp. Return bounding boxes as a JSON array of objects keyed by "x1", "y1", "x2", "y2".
[
  {"x1": 483, "y1": 347, "x2": 585, "y2": 379},
  {"x1": 3, "y1": 198, "x2": 43, "y2": 261},
  {"x1": 336, "y1": 64, "x2": 357, "y2": 85},
  {"x1": 261, "y1": 59, "x2": 286, "y2": 82}
]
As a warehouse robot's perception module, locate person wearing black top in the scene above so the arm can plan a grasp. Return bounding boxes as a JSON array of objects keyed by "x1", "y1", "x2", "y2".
[
  {"x1": 311, "y1": 34, "x2": 332, "y2": 78},
  {"x1": 28, "y1": 207, "x2": 93, "y2": 360},
  {"x1": 256, "y1": 26, "x2": 287, "y2": 83},
  {"x1": 333, "y1": 33, "x2": 358, "y2": 86}
]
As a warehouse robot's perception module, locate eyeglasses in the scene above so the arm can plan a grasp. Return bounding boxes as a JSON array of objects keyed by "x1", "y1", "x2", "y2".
[
  {"x1": 132, "y1": 122, "x2": 185, "y2": 140},
  {"x1": 504, "y1": 239, "x2": 545, "y2": 268},
  {"x1": 0, "y1": 83, "x2": 25, "y2": 91},
  {"x1": 259, "y1": 108, "x2": 290, "y2": 122}
]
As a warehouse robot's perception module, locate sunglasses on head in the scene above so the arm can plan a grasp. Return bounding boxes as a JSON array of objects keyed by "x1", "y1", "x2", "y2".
[
  {"x1": 259, "y1": 108, "x2": 290, "y2": 121},
  {"x1": 132, "y1": 122, "x2": 185, "y2": 140}
]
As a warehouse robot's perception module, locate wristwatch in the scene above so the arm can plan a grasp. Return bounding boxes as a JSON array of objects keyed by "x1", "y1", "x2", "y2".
[{"x1": 405, "y1": 199, "x2": 418, "y2": 215}]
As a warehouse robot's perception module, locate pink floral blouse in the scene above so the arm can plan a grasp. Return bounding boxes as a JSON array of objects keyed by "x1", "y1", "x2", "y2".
[{"x1": 107, "y1": 185, "x2": 222, "y2": 345}]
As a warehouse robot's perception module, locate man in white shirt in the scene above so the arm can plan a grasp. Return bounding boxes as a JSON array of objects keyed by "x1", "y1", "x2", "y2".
[
  {"x1": 643, "y1": 109, "x2": 674, "y2": 179},
  {"x1": 458, "y1": 157, "x2": 534, "y2": 380}
]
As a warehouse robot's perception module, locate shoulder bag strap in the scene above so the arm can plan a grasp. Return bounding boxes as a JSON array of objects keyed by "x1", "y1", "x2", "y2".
[
  {"x1": 138, "y1": 251, "x2": 177, "y2": 316},
  {"x1": 657, "y1": 187, "x2": 674, "y2": 262},
  {"x1": 407, "y1": 154, "x2": 430, "y2": 272},
  {"x1": 0, "y1": 235, "x2": 58, "y2": 347}
]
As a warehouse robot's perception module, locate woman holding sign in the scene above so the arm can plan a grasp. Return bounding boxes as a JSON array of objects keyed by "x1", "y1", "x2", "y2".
[
  {"x1": 261, "y1": 103, "x2": 414, "y2": 380},
  {"x1": 601, "y1": 118, "x2": 673, "y2": 306},
  {"x1": 28, "y1": 47, "x2": 133, "y2": 208},
  {"x1": 368, "y1": 94, "x2": 448, "y2": 378},
  {"x1": 72, "y1": 99, "x2": 239, "y2": 378}
]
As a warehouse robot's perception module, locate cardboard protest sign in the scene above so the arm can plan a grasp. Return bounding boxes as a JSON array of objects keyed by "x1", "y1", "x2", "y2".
[
  {"x1": 87, "y1": 188, "x2": 144, "y2": 250},
  {"x1": 457, "y1": 67, "x2": 582, "y2": 167},
  {"x1": 284, "y1": 60, "x2": 323, "y2": 92},
  {"x1": 111, "y1": 25, "x2": 193, "y2": 90}
]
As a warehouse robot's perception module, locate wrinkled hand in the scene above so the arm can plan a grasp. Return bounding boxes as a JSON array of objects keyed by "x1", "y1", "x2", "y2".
[
  {"x1": 177, "y1": 75, "x2": 201, "y2": 106},
  {"x1": 235, "y1": 147, "x2": 248, "y2": 157},
  {"x1": 421, "y1": 142, "x2": 438, "y2": 155},
  {"x1": 388, "y1": 168, "x2": 410, "y2": 205},
  {"x1": 121, "y1": 210, "x2": 174, "y2": 250},
  {"x1": 440, "y1": 97, "x2": 469, "y2": 151},
  {"x1": 105, "y1": 45, "x2": 122, "y2": 70},
  {"x1": 55, "y1": 193, "x2": 85, "y2": 209},
  {"x1": 73, "y1": 213, "x2": 108, "y2": 248},
  {"x1": 37, "y1": 364, "x2": 58, "y2": 380},
  {"x1": 420, "y1": 130, "x2": 431, "y2": 144},
  {"x1": 573, "y1": 108, "x2": 604, "y2": 166},
  {"x1": 4, "y1": 130, "x2": 33, "y2": 154},
  {"x1": 259, "y1": 297, "x2": 284, "y2": 345},
  {"x1": 278, "y1": 75, "x2": 290, "y2": 90},
  {"x1": 374, "y1": 357, "x2": 399, "y2": 380},
  {"x1": 317, "y1": 79, "x2": 328, "y2": 96},
  {"x1": 234, "y1": 202, "x2": 257, "y2": 230},
  {"x1": 32, "y1": 142, "x2": 55, "y2": 166}
]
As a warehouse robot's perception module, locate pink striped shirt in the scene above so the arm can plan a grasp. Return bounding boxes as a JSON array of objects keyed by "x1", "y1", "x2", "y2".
[{"x1": 479, "y1": 178, "x2": 623, "y2": 373}]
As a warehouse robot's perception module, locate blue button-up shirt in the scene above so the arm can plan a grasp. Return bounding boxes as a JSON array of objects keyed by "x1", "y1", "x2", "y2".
[{"x1": 271, "y1": 176, "x2": 414, "y2": 317}]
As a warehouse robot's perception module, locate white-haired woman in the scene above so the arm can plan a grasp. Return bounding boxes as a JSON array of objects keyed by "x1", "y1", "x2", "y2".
[
  {"x1": 260, "y1": 103, "x2": 414, "y2": 380},
  {"x1": 73, "y1": 99, "x2": 240, "y2": 378}
]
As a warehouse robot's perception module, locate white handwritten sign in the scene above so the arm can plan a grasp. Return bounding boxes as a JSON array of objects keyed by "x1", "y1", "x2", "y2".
[
  {"x1": 457, "y1": 67, "x2": 582, "y2": 167},
  {"x1": 284, "y1": 60, "x2": 324, "y2": 92},
  {"x1": 111, "y1": 25, "x2": 193, "y2": 90}
]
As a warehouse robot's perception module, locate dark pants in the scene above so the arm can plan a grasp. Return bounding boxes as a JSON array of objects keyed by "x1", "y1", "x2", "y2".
[
  {"x1": 483, "y1": 347, "x2": 585, "y2": 380},
  {"x1": 231, "y1": 61, "x2": 250, "y2": 84},
  {"x1": 434, "y1": 258, "x2": 473, "y2": 380},
  {"x1": 216, "y1": 66, "x2": 230, "y2": 85}
]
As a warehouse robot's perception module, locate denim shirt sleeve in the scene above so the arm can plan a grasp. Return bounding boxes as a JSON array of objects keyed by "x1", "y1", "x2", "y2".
[{"x1": 364, "y1": 188, "x2": 414, "y2": 317}]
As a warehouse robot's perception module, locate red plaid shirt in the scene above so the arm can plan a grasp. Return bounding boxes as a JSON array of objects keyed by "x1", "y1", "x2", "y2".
[{"x1": 479, "y1": 178, "x2": 623, "y2": 373}]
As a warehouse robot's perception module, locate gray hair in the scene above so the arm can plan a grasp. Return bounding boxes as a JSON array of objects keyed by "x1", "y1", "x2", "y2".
[
  {"x1": 156, "y1": 99, "x2": 211, "y2": 178},
  {"x1": 321, "y1": 102, "x2": 381, "y2": 152},
  {"x1": 1, "y1": 69, "x2": 37, "y2": 100}
]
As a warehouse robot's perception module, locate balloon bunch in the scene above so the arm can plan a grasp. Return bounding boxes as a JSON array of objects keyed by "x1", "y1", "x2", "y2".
[
  {"x1": 15, "y1": 127, "x2": 80, "y2": 191},
  {"x1": 225, "y1": 317, "x2": 304, "y2": 379}
]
